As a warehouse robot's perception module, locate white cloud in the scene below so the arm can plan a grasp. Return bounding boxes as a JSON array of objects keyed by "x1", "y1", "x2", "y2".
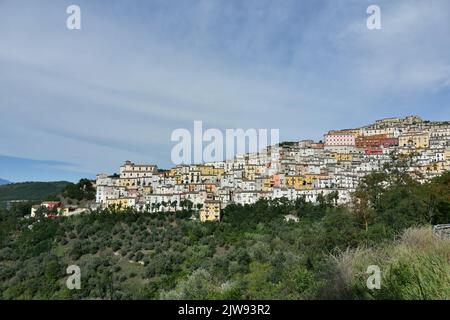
[
  {"x1": 0, "y1": 0, "x2": 449, "y2": 178},
  {"x1": 334, "y1": 0, "x2": 450, "y2": 94}
]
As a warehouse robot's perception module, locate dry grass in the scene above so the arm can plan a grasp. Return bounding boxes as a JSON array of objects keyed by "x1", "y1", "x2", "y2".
[{"x1": 325, "y1": 227, "x2": 450, "y2": 300}]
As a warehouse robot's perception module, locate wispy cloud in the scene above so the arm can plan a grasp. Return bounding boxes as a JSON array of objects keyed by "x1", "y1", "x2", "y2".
[{"x1": 0, "y1": 0, "x2": 449, "y2": 180}]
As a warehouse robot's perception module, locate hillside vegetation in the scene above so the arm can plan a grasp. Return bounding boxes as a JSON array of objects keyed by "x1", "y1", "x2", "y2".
[
  {"x1": 0, "y1": 181, "x2": 71, "y2": 203},
  {"x1": 0, "y1": 163, "x2": 449, "y2": 299},
  {"x1": 326, "y1": 227, "x2": 450, "y2": 299}
]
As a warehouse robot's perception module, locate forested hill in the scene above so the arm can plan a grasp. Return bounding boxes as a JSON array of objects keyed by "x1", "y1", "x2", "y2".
[
  {"x1": 0, "y1": 166, "x2": 449, "y2": 299},
  {"x1": 0, "y1": 181, "x2": 72, "y2": 203}
]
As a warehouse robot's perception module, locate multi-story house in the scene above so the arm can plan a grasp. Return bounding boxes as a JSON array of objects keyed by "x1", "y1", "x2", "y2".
[
  {"x1": 399, "y1": 132, "x2": 430, "y2": 149},
  {"x1": 94, "y1": 116, "x2": 449, "y2": 221},
  {"x1": 200, "y1": 200, "x2": 221, "y2": 222}
]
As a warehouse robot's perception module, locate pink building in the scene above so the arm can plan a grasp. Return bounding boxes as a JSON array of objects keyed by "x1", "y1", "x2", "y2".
[
  {"x1": 381, "y1": 138, "x2": 398, "y2": 147},
  {"x1": 324, "y1": 134, "x2": 356, "y2": 146}
]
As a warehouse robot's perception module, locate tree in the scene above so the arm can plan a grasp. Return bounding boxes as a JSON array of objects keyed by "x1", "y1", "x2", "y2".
[
  {"x1": 180, "y1": 199, "x2": 193, "y2": 212},
  {"x1": 9, "y1": 201, "x2": 34, "y2": 218},
  {"x1": 356, "y1": 171, "x2": 387, "y2": 212},
  {"x1": 160, "y1": 269, "x2": 216, "y2": 299},
  {"x1": 63, "y1": 179, "x2": 95, "y2": 201},
  {"x1": 383, "y1": 152, "x2": 420, "y2": 187},
  {"x1": 421, "y1": 171, "x2": 450, "y2": 224},
  {"x1": 34, "y1": 206, "x2": 49, "y2": 219},
  {"x1": 170, "y1": 201, "x2": 178, "y2": 212},
  {"x1": 352, "y1": 187, "x2": 374, "y2": 231},
  {"x1": 325, "y1": 191, "x2": 339, "y2": 207}
]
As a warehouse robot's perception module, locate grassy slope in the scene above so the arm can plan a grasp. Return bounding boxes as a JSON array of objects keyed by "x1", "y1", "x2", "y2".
[{"x1": 326, "y1": 227, "x2": 450, "y2": 299}]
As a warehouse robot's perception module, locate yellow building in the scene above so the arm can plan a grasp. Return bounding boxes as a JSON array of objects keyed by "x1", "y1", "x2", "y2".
[
  {"x1": 198, "y1": 165, "x2": 225, "y2": 178},
  {"x1": 262, "y1": 177, "x2": 271, "y2": 192},
  {"x1": 255, "y1": 165, "x2": 265, "y2": 175},
  {"x1": 105, "y1": 198, "x2": 134, "y2": 209},
  {"x1": 167, "y1": 168, "x2": 177, "y2": 177},
  {"x1": 399, "y1": 133, "x2": 430, "y2": 149},
  {"x1": 200, "y1": 200, "x2": 221, "y2": 222},
  {"x1": 256, "y1": 176, "x2": 271, "y2": 192},
  {"x1": 304, "y1": 174, "x2": 323, "y2": 186},
  {"x1": 445, "y1": 149, "x2": 450, "y2": 169},
  {"x1": 424, "y1": 162, "x2": 445, "y2": 173},
  {"x1": 143, "y1": 186, "x2": 153, "y2": 194},
  {"x1": 285, "y1": 175, "x2": 312, "y2": 190},
  {"x1": 444, "y1": 148, "x2": 450, "y2": 161},
  {"x1": 332, "y1": 153, "x2": 353, "y2": 161},
  {"x1": 118, "y1": 178, "x2": 136, "y2": 187}
]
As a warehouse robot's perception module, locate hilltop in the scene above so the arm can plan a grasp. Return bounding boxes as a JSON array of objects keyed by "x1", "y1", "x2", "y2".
[{"x1": 95, "y1": 115, "x2": 450, "y2": 222}]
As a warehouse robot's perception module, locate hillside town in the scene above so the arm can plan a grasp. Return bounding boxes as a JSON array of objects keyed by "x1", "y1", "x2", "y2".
[{"x1": 95, "y1": 116, "x2": 450, "y2": 222}]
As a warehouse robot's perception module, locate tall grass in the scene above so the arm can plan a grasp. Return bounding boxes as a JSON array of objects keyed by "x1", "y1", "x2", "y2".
[{"x1": 324, "y1": 227, "x2": 450, "y2": 300}]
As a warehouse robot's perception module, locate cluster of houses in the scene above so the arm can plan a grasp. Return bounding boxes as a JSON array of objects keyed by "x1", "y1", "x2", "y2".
[
  {"x1": 30, "y1": 201, "x2": 89, "y2": 218},
  {"x1": 95, "y1": 116, "x2": 450, "y2": 222}
]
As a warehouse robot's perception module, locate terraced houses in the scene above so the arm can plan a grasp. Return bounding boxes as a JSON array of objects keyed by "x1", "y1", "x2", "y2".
[{"x1": 96, "y1": 116, "x2": 450, "y2": 222}]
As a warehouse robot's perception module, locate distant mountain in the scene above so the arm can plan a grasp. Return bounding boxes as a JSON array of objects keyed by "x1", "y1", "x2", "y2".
[
  {"x1": 0, "y1": 181, "x2": 72, "y2": 203},
  {"x1": 0, "y1": 178, "x2": 11, "y2": 185}
]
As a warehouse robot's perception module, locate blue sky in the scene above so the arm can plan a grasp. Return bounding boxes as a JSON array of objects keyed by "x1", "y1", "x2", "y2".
[{"x1": 0, "y1": 0, "x2": 449, "y2": 182}]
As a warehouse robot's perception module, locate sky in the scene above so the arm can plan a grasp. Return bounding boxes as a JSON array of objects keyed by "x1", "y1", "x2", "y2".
[{"x1": 0, "y1": 0, "x2": 449, "y2": 182}]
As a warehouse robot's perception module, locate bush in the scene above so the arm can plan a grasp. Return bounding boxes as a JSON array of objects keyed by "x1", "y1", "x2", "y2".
[
  {"x1": 112, "y1": 265, "x2": 121, "y2": 272},
  {"x1": 135, "y1": 251, "x2": 144, "y2": 261}
]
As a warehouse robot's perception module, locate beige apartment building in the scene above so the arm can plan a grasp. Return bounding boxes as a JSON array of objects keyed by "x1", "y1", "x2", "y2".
[
  {"x1": 399, "y1": 133, "x2": 430, "y2": 149},
  {"x1": 200, "y1": 200, "x2": 221, "y2": 222}
]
